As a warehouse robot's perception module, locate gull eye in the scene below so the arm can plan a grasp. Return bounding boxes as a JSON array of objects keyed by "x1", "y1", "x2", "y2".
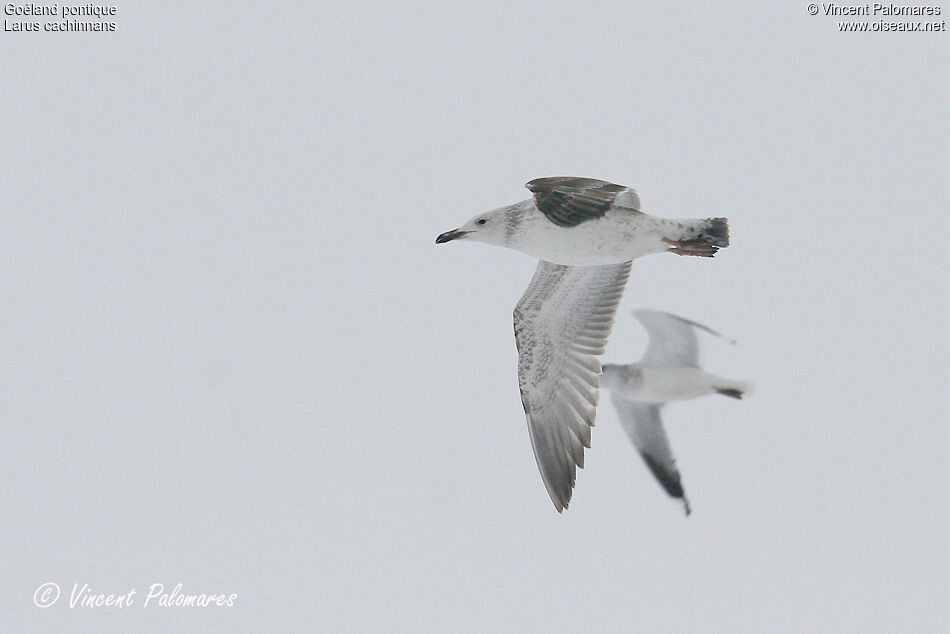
[{"x1": 477, "y1": 218, "x2": 487, "y2": 225}]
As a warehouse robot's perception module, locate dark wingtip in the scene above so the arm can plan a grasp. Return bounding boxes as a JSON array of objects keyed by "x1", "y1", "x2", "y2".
[{"x1": 640, "y1": 452, "x2": 686, "y2": 499}]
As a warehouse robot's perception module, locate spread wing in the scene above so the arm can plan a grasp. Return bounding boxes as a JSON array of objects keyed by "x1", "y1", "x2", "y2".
[
  {"x1": 514, "y1": 260, "x2": 632, "y2": 512},
  {"x1": 609, "y1": 393, "x2": 690, "y2": 515},
  {"x1": 526, "y1": 177, "x2": 641, "y2": 228},
  {"x1": 634, "y1": 309, "x2": 734, "y2": 368}
]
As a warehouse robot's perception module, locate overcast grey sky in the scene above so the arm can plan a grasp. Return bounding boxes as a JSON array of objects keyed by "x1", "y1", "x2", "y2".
[{"x1": 2, "y1": 2, "x2": 948, "y2": 632}]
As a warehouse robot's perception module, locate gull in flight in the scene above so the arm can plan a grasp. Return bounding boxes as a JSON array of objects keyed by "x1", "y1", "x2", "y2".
[
  {"x1": 602, "y1": 310, "x2": 753, "y2": 515},
  {"x1": 436, "y1": 177, "x2": 730, "y2": 512}
]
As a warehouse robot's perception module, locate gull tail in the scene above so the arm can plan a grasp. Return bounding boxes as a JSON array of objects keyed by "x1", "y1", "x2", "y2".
[
  {"x1": 714, "y1": 379, "x2": 754, "y2": 400},
  {"x1": 663, "y1": 217, "x2": 729, "y2": 258}
]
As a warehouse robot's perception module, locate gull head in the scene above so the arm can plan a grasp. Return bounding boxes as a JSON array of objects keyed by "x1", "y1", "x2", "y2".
[
  {"x1": 435, "y1": 206, "x2": 514, "y2": 247},
  {"x1": 600, "y1": 363, "x2": 640, "y2": 391}
]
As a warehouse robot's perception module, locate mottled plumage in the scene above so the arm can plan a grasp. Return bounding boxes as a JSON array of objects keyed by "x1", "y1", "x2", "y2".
[
  {"x1": 526, "y1": 177, "x2": 641, "y2": 227},
  {"x1": 437, "y1": 178, "x2": 732, "y2": 512},
  {"x1": 513, "y1": 261, "x2": 631, "y2": 512},
  {"x1": 436, "y1": 177, "x2": 729, "y2": 266}
]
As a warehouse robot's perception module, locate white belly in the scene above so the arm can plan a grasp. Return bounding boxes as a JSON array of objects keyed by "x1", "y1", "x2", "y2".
[
  {"x1": 628, "y1": 366, "x2": 718, "y2": 403},
  {"x1": 512, "y1": 212, "x2": 672, "y2": 266}
]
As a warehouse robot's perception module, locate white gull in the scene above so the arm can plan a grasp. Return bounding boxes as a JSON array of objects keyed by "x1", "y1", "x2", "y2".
[
  {"x1": 602, "y1": 309, "x2": 753, "y2": 515},
  {"x1": 436, "y1": 177, "x2": 730, "y2": 512}
]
